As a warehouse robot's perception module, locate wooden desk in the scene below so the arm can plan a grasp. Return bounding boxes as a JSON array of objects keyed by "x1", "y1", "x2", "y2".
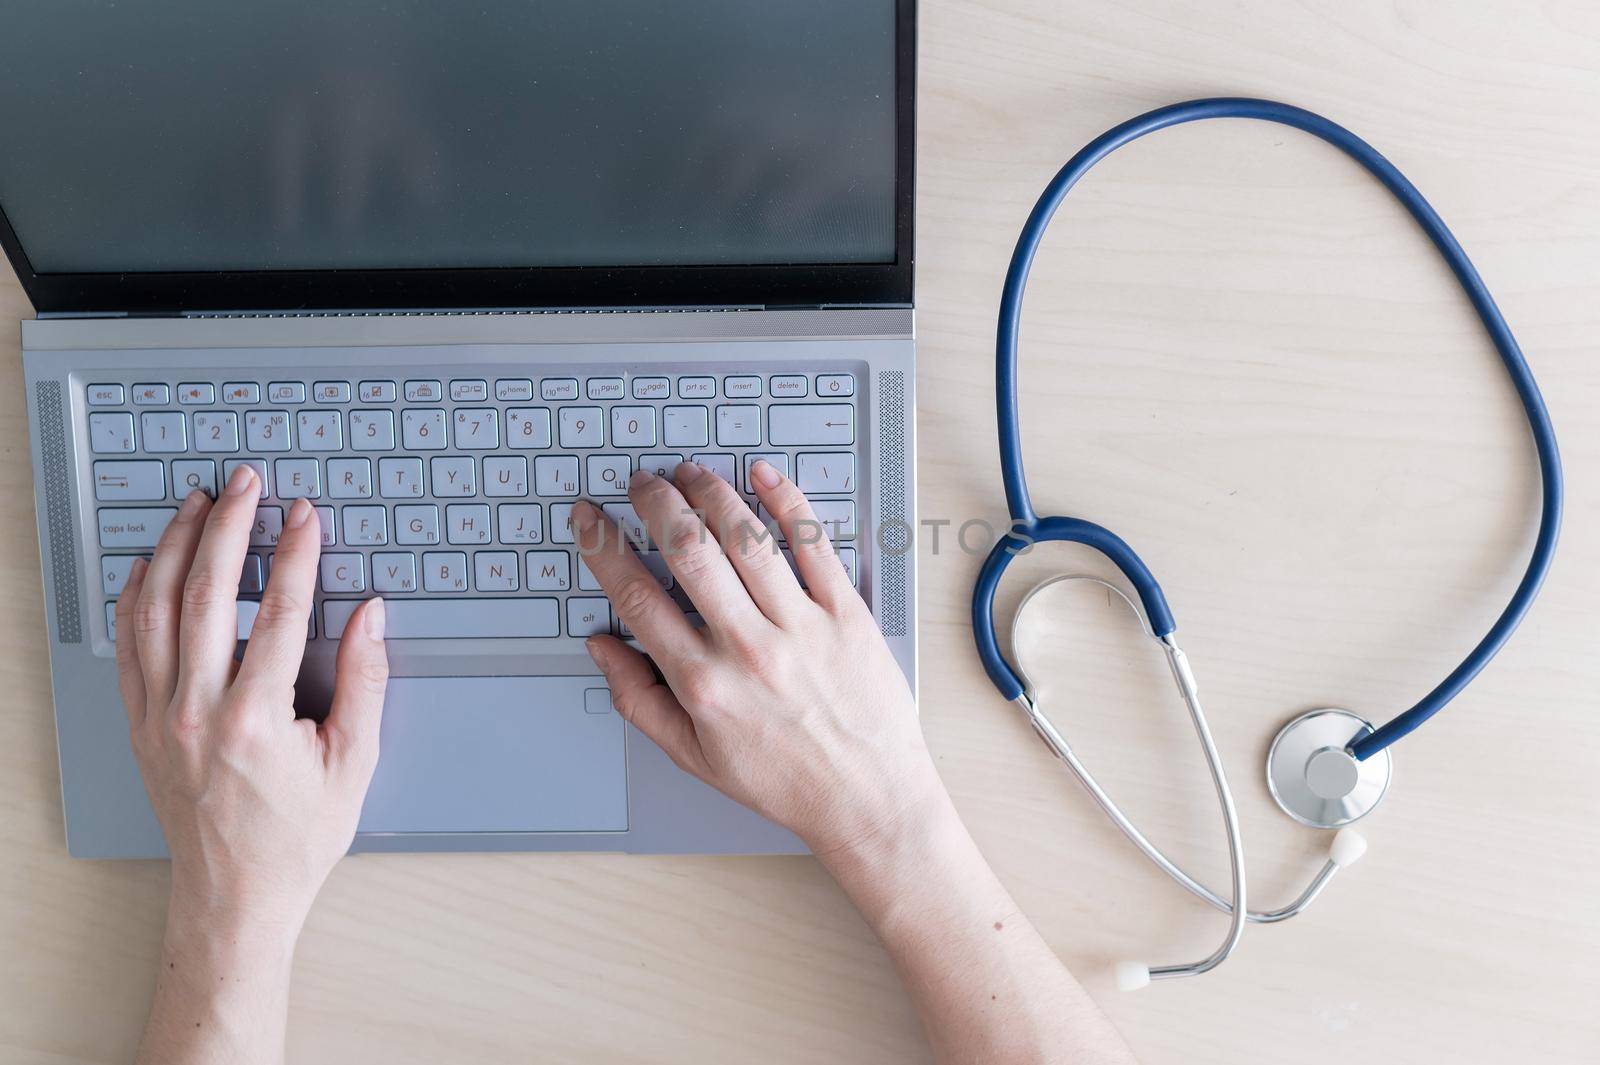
[{"x1": 3, "y1": 3, "x2": 1597, "y2": 1061}]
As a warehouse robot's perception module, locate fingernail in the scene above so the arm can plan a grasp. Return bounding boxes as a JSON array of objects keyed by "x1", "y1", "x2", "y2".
[
  {"x1": 224, "y1": 463, "x2": 255, "y2": 495},
  {"x1": 286, "y1": 497, "x2": 313, "y2": 528},
  {"x1": 630, "y1": 468, "x2": 656, "y2": 488},
  {"x1": 585, "y1": 638, "x2": 609, "y2": 671},
  {"x1": 129, "y1": 557, "x2": 148, "y2": 582},
  {"x1": 571, "y1": 499, "x2": 599, "y2": 533},
  {"x1": 673, "y1": 461, "x2": 701, "y2": 484},
  {"x1": 751, "y1": 460, "x2": 781, "y2": 489},
  {"x1": 365, "y1": 597, "x2": 386, "y2": 639},
  {"x1": 179, "y1": 488, "x2": 208, "y2": 516}
]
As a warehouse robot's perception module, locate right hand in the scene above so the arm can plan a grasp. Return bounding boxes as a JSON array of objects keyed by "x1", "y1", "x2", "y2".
[{"x1": 574, "y1": 461, "x2": 943, "y2": 858}]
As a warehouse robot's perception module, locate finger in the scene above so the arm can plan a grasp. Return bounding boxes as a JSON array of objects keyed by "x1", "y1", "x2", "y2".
[
  {"x1": 673, "y1": 462, "x2": 808, "y2": 626},
  {"x1": 236, "y1": 497, "x2": 320, "y2": 694},
  {"x1": 572, "y1": 501, "x2": 704, "y2": 663},
  {"x1": 626, "y1": 468, "x2": 766, "y2": 633},
  {"x1": 177, "y1": 463, "x2": 261, "y2": 695},
  {"x1": 748, "y1": 460, "x2": 858, "y2": 613},
  {"x1": 322, "y1": 597, "x2": 388, "y2": 776},
  {"x1": 586, "y1": 636, "x2": 705, "y2": 777},
  {"x1": 114, "y1": 557, "x2": 150, "y2": 729},
  {"x1": 135, "y1": 489, "x2": 213, "y2": 707}
]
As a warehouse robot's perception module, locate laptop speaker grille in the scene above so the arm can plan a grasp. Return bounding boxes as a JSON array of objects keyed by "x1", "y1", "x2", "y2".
[
  {"x1": 877, "y1": 370, "x2": 908, "y2": 638},
  {"x1": 36, "y1": 380, "x2": 82, "y2": 644}
]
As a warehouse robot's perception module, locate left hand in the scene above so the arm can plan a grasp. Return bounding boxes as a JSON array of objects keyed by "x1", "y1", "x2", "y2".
[{"x1": 115, "y1": 464, "x2": 389, "y2": 940}]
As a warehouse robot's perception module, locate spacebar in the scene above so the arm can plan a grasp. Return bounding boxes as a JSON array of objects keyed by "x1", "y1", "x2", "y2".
[{"x1": 323, "y1": 599, "x2": 561, "y2": 640}]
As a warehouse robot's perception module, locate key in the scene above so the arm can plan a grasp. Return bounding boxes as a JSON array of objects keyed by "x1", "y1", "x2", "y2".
[
  {"x1": 610, "y1": 406, "x2": 657, "y2": 447},
  {"x1": 274, "y1": 458, "x2": 321, "y2": 499},
  {"x1": 638, "y1": 452, "x2": 684, "y2": 478},
  {"x1": 313, "y1": 506, "x2": 337, "y2": 547},
  {"x1": 837, "y1": 546, "x2": 858, "y2": 585},
  {"x1": 446, "y1": 503, "x2": 491, "y2": 544},
  {"x1": 474, "y1": 551, "x2": 520, "y2": 591},
  {"x1": 402, "y1": 409, "x2": 447, "y2": 450},
  {"x1": 632, "y1": 377, "x2": 670, "y2": 400},
  {"x1": 349, "y1": 409, "x2": 396, "y2": 451},
  {"x1": 192, "y1": 411, "x2": 240, "y2": 453},
  {"x1": 497, "y1": 503, "x2": 544, "y2": 544},
  {"x1": 796, "y1": 452, "x2": 855, "y2": 494},
  {"x1": 131, "y1": 383, "x2": 170, "y2": 406},
  {"x1": 715, "y1": 405, "x2": 762, "y2": 447},
  {"x1": 98, "y1": 508, "x2": 176, "y2": 548},
  {"x1": 600, "y1": 502, "x2": 648, "y2": 546},
  {"x1": 678, "y1": 377, "x2": 715, "y2": 399},
  {"x1": 88, "y1": 412, "x2": 136, "y2": 454},
  {"x1": 430, "y1": 456, "x2": 477, "y2": 497},
  {"x1": 534, "y1": 455, "x2": 580, "y2": 496},
  {"x1": 525, "y1": 550, "x2": 571, "y2": 590},
  {"x1": 342, "y1": 505, "x2": 389, "y2": 546},
  {"x1": 251, "y1": 507, "x2": 284, "y2": 546},
  {"x1": 102, "y1": 555, "x2": 142, "y2": 596},
  {"x1": 139, "y1": 412, "x2": 187, "y2": 453},
  {"x1": 742, "y1": 453, "x2": 789, "y2": 490},
  {"x1": 770, "y1": 375, "x2": 808, "y2": 398},
  {"x1": 586, "y1": 455, "x2": 631, "y2": 496},
  {"x1": 313, "y1": 381, "x2": 351, "y2": 404},
  {"x1": 177, "y1": 383, "x2": 214, "y2": 404},
  {"x1": 87, "y1": 384, "x2": 125, "y2": 406},
  {"x1": 484, "y1": 455, "x2": 528, "y2": 497},
  {"x1": 724, "y1": 376, "x2": 762, "y2": 399},
  {"x1": 320, "y1": 554, "x2": 366, "y2": 593},
  {"x1": 297, "y1": 410, "x2": 343, "y2": 451},
  {"x1": 105, "y1": 602, "x2": 118, "y2": 642},
  {"x1": 540, "y1": 378, "x2": 579, "y2": 401},
  {"x1": 567, "y1": 597, "x2": 612, "y2": 637},
  {"x1": 495, "y1": 378, "x2": 534, "y2": 402},
  {"x1": 404, "y1": 380, "x2": 442, "y2": 402},
  {"x1": 816, "y1": 374, "x2": 854, "y2": 397},
  {"x1": 663, "y1": 406, "x2": 709, "y2": 448},
  {"x1": 558, "y1": 406, "x2": 604, "y2": 448},
  {"x1": 268, "y1": 382, "x2": 306, "y2": 404},
  {"x1": 549, "y1": 503, "x2": 577, "y2": 544},
  {"x1": 690, "y1": 453, "x2": 735, "y2": 486},
  {"x1": 245, "y1": 410, "x2": 292, "y2": 452},
  {"x1": 577, "y1": 554, "x2": 601, "y2": 591},
  {"x1": 507, "y1": 408, "x2": 552, "y2": 449},
  {"x1": 327, "y1": 457, "x2": 373, "y2": 498},
  {"x1": 323, "y1": 597, "x2": 559, "y2": 639},
  {"x1": 359, "y1": 380, "x2": 398, "y2": 403},
  {"x1": 238, "y1": 554, "x2": 264, "y2": 595},
  {"x1": 224, "y1": 459, "x2": 270, "y2": 499},
  {"x1": 223, "y1": 383, "x2": 260, "y2": 404},
  {"x1": 93, "y1": 460, "x2": 166, "y2": 502},
  {"x1": 378, "y1": 457, "x2": 425, "y2": 498},
  {"x1": 768, "y1": 404, "x2": 855, "y2": 446},
  {"x1": 587, "y1": 378, "x2": 625, "y2": 400},
  {"x1": 173, "y1": 460, "x2": 218, "y2": 497},
  {"x1": 760, "y1": 499, "x2": 856, "y2": 539},
  {"x1": 396, "y1": 504, "x2": 442, "y2": 545},
  {"x1": 453, "y1": 408, "x2": 500, "y2": 450},
  {"x1": 372, "y1": 552, "x2": 418, "y2": 593},
  {"x1": 422, "y1": 551, "x2": 469, "y2": 592},
  {"x1": 450, "y1": 379, "x2": 488, "y2": 402}
]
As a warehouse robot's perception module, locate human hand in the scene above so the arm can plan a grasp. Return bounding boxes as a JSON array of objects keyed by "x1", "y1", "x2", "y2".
[
  {"x1": 115, "y1": 465, "x2": 389, "y2": 940},
  {"x1": 574, "y1": 461, "x2": 942, "y2": 858}
]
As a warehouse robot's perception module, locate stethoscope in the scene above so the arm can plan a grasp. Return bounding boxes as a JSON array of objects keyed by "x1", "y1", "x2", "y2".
[{"x1": 971, "y1": 98, "x2": 1563, "y2": 990}]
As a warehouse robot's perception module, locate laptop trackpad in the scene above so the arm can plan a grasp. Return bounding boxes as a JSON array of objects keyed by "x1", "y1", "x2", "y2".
[{"x1": 357, "y1": 676, "x2": 627, "y2": 834}]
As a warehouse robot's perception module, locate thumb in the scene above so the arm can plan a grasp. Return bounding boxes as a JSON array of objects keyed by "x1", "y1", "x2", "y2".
[
  {"x1": 325, "y1": 597, "x2": 389, "y2": 775},
  {"x1": 587, "y1": 636, "x2": 706, "y2": 778}
]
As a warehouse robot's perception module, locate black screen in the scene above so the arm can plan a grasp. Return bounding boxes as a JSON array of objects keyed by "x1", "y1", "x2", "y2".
[{"x1": 0, "y1": 0, "x2": 898, "y2": 275}]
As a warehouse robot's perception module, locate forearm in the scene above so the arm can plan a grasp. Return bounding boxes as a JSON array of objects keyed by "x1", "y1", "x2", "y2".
[
  {"x1": 821, "y1": 786, "x2": 1136, "y2": 1065},
  {"x1": 136, "y1": 891, "x2": 300, "y2": 1065}
]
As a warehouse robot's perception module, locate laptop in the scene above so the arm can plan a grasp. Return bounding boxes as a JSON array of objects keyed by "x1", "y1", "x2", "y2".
[{"x1": 1, "y1": 1, "x2": 916, "y2": 858}]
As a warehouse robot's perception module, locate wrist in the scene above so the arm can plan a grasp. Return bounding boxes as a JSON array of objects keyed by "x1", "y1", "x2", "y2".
[
  {"x1": 165, "y1": 870, "x2": 308, "y2": 966},
  {"x1": 811, "y1": 768, "x2": 963, "y2": 888}
]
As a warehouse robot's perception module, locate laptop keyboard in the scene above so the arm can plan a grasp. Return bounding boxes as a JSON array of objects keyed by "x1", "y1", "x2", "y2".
[{"x1": 85, "y1": 371, "x2": 862, "y2": 644}]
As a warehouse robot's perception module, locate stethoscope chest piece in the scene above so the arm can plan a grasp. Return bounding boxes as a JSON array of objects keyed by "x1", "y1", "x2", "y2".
[{"x1": 1266, "y1": 709, "x2": 1393, "y2": 829}]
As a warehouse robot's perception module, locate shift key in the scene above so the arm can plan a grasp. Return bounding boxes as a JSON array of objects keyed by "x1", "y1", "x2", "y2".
[{"x1": 99, "y1": 507, "x2": 177, "y2": 548}]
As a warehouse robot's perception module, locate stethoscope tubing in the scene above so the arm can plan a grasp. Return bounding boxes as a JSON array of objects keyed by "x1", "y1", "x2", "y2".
[{"x1": 982, "y1": 97, "x2": 1563, "y2": 761}]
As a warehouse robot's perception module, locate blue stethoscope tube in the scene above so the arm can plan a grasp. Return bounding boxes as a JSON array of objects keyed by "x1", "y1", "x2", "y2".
[{"x1": 972, "y1": 97, "x2": 1562, "y2": 762}]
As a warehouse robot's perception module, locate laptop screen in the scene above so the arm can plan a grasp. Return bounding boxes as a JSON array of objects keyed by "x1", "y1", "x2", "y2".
[{"x1": 0, "y1": 0, "x2": 910, "y2": 312}]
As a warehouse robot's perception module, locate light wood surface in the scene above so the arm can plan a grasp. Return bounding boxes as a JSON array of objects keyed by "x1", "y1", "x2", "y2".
[{"x1": 4, "y1": 3, "x2": 1598, "y2": 1062}]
